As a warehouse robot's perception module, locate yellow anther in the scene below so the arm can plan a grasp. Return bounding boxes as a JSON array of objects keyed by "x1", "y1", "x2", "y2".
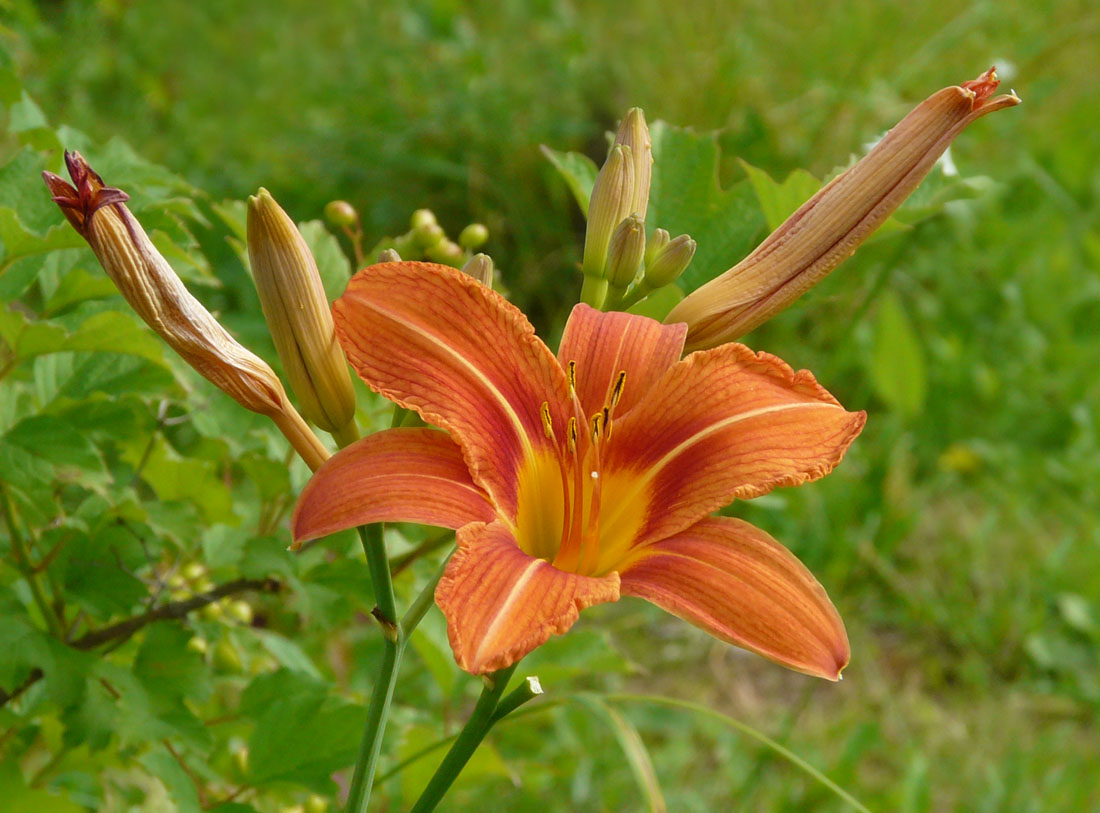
[
  {"x1": 540, "y1": 401, "x2": 555, "y2": 440},
  {"x1": 567, "y1": 417, "x2": 578, "y2": 454},
  {"x1": 590, "y1": 413, "x2": 602, "y2": 444},
  {"x1": 610, "y1": 370, "x2": 626, "y2": 409},
  {"x1": 567, "y1": 360, "x2": 577, "y2": 394}
]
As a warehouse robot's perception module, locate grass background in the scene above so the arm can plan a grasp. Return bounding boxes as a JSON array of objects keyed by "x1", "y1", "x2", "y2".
[{"x1": 5, "y1": 0, "x2": 1100, "y2": 809}]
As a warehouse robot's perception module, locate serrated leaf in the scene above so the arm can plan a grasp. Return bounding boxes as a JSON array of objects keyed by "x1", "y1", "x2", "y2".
[
  {"x1": 43, "y1": 267, "x2": 121, "y2": 314},
  {"x1": 122, "y1": 435, "x2": 235, "y2": 524},
  {"x1": 138, "y1": 751, "x2": 202, "y2": 813},
  {"x1": 869, "y1": 293, "x2": 926, "y2": 417},
  {"x1": 540, "y1": 145, "x2": 599, "y2": 215},
  {"x1": 0, "y1": 761, "x2": 83, "y2": 813},
  {"x1": 646, "y1": 122, "x2": 766, "y2": 293},
  {"x1": 1, "y1": 414, "x2": 106, "y2": 485}
]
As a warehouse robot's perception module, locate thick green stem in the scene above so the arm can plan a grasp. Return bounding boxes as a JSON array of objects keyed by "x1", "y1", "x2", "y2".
[
  {"x1": 409, "y1": 664, "x2": 518, "y2": 813},
  {"x1": 345, "y1": 529, "x2": 449, "y2": 813},
  {"x1": 344, "y1": 524, "x2": 400, "y2": 813},
  {"x1": 580, "y1": 274, "x2": 608, "y2": 309}
]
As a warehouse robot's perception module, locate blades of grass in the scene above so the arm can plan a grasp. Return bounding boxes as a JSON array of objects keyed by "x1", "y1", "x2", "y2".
[
  {"x1": 603, "y1": 693, "x2": 871, "y2": 813},
  {"x1": 573, "y1": 694, "x2": 667, "y2": 813}
]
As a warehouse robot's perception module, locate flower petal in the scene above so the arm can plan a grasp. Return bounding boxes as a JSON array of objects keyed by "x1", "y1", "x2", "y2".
[
  {"x1": 620, "y1": 516, "x2": 848, "y2": 680},
  {"x1": 334, "y1": 262, "x2": 571, "y2": 520},
  {"x1": 602, "y1": 343, "x2": 864, "y2": 552},
  {"x1": 435, "y1": 521, "x2": 620, "y2": 674},
  {"x1": 291, "y1": 427, "x2": 495, "y2": 545},
  {"x1": 557, "y1": 304, "x2": 687, "y2": 418}
]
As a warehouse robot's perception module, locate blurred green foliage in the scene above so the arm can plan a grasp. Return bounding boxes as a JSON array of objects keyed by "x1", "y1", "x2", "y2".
[{"x1": 2, "y1": 0, "x2": 1099, "y2": 810}]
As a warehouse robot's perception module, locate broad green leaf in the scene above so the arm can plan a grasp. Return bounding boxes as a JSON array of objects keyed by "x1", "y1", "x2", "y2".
[
  {"x1": 138, "y1": 751, "x2": 202, "y2": 813},
  {"x1": 540, "y1": 145, "x2": 599, "y2": 216},
  {"x1": 739, "y1": 159, "x2": 821, "y2": 231},
  {"x1": 646, "y1": 122, "x2": 765, "y2": 293},
  {"x1": 396, "y1": 723, "x2": 511, "y2": 805},
  {"x1": 300, "y1": 219, "x2": 352, "y2": 302},
  {"x1": 133, "y1": 623, "x2": 212, "y2": 705},
  {"x1": 0, "y1": 761, "x2": 83, "y2": 813},
  {"x1": 42, "y1": 267, "x2": 121, "y2": 315},
  {"x1": 254, "y1": 630, "x2": 323, "y2": 680},
  {"x1": 869, "y1": 292, "x2": 927, "y2": 417},
  {"x1": 122, "y1": 435, "x2": 235, "y2": 524},
  {"x1": 409, "y1": 611, "x2": 459, "y2": 697},
  {"x1": 627, "y1": 284, "x2": 684, "y2": 321},
  {"x1": 1, "y1": 414, "x2": 107, "y2": 489},
  {"x1": 0, "y1": 147, "x2": 64, "y2": 237}
]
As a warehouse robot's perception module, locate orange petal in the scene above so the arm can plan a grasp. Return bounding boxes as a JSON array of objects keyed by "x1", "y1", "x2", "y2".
[
  {"x1": 435, "y1": 521, "x2": 620, "y2": 674},
  {"x1": 334, "y1": 262, "x2": 571, "y2": 519},
  {"x1": 604, "y1": 343, "x2": 864, "y2": 548},
  {"x1": 620, "y1": 516, "x2": 849, "y2": 680},
  {"x1": 557, "y1": 303, "x2": 687, "y2": 418},
  {"x1": 291, "y1": 427, "x2": 495, "y2": 546}
]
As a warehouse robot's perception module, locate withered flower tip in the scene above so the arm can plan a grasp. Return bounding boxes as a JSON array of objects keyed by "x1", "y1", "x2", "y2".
[
  {"x1": 44, "y1": 152, "x2": 330, "y2": 471},
  {"x1": 666, "y1": 68, "x2": 1020, "y2": 351}
]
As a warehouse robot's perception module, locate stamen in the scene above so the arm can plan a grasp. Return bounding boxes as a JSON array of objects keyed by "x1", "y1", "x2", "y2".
[
  {"x1": 610, "y1": 371, "x2": 626, "y2": 408},
  {"x1": 567, "y1": 360, "x2": 577, "y2": 394},
  {"x1": 590, "y1": 413, "x2": 602, "y2": 444},
  {"x1": 540, "y1": 401, "x2": 555, "y2": 440},
  {"x1": 602, "y1": 407, "x2": 612, "y2": 443},
  {"x1": 567, "y1": 417, "x2": 578, "y2": 454}
]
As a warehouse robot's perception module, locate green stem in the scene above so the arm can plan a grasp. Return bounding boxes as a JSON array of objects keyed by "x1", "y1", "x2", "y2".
[
  {"x1": 580, "y1": 274, "x2": 608, "y2": 309},
  {"x1": 344, "y1": 524, "x2": 399, "y2": 813},
  {"x1": 409, "y1": 664, "x2": 518, "y2": 813},
  {"x1": 1, "y1": 484, "x2": 63, "y2": 638},
  {"x1": 345, "y1": 530, "x2": 448, "y2": 813}
]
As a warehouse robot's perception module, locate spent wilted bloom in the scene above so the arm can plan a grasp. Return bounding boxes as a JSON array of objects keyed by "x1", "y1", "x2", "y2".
[
  {"x1": 666, "y1": 68, "x2": 1021, "y2": 351},
  {"x1": 43, "y1": 152, "x2": 330, "y2": 471},
  {"x1": 293, "y1": 261, "x2": 862, "y2": 677},
  {"x1": 246, "y1": 189, "x2": 358, "y2": 444}
]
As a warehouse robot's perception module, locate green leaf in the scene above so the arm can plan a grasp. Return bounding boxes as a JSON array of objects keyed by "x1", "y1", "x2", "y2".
[
  {"x1": 43, "y1": 267, "x2": 121, "y2": 315},
  {"x1": 254, "y1": 630, "x2": 323, "y2": 680},
  {"x1": 869, "y1": 292, "x2": 927, "y2": 417},
  {"x1": 540, "y1": 145, "x2": 599, "y2": 216},
  {"x1": 0, "y1": 761, "x2": 83, "y2": 813},
  {"x1": 573, "y1": 695, "x2": 666, "y2": 813},
  {"x1": 739, "y1": 159, "x2": 821, "y2": 231},
  {"x1": 0, "y1": 414, "x2": 108, "y2": 494},
  {"x1": 627, "y1": 284, "x2": 683, "y2": 321},
  {"x1": 646, "y1": 122, "x2": 765, "y2": 293},
  {"x1": 299, "y1": 219, "x2": 351, "y2": 303},
  {"x1": 138, "y1": 751, "x2": 202, "y2": 813},
  {"x1": 133, "y1": 623, "x2": 212, "y2": 705},
  {"x1": 123, "y1": 435, "x2": 235, "y2": 524}
]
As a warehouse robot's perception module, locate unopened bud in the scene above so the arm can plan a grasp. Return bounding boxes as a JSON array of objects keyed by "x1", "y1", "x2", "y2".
[
  {"x1": 582, "y1": 144, "x2": 635, "y2": 281},
  {"x1": 426, "y1": 238, "x2": 464, "y2": 266},
  {"x1": 644, "y1": 233, "x2": 696, "y2": 288},
  {"x1": 410, "y1": 208, "x2": 437, "y2": 231},
  {"x1": 247, "y1": 189, "x2": 358, "y2": 442},
  {"x1": 667, "y1": 68, "x2": 1020, "y2": 350},
  {"x1": 377, "y1": 247, "x2": 402, "y2": 263},
  {"x1": 605, "y1": 214, "x2": 646, "y2": 290},
  {"x1": 324, "y1": 200, "x2": 358, "y2": 228},
  {"x1": 645, "y1": 227, "x2": 671, "y2": 268},
  {"x1": 44, "y1": 153, "x2": 330, "y2": 471},
  {"x1": 614, "y1": 108, "x2": 652, "y2": 221},
  {"x1": 461, "y1": 253, "x2": 495, "y2": 287},
  {"x1": 458, "y1": 222, "x2": 489, "y2": 250}
]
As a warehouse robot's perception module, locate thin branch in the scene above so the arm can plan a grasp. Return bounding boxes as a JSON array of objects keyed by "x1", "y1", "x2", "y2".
[{"x1": 0, "y1": 578, "x2": 281, "y2": 709}]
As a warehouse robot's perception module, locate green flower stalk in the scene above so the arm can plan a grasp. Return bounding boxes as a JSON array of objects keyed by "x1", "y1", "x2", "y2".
[{"x1": 247, "y1": 189, "x2": 359, "y2": 446}]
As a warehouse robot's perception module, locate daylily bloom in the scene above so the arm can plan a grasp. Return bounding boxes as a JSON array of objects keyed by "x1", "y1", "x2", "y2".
[
  {"x1": 293, "y1": 261, "x2": 865, "y2": 678},
  {"x1": 666, "y1": 68, "x2": 1021, "y2": 351}
]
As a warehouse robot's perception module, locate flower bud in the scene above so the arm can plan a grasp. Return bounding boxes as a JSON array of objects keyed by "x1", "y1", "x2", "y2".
[
  {"x1": 605, "y1": 214, "x2": 646, "y2": 291},
  {"x1": 458, "y1": 222, "x2": 489, "y2": 250},
  {"x1": 461, "y1": 253, "x2": 495, "y2": 287},
  {"x1": 324, "y1": 200, "x2": 358, "y2": 228},
  {"x1": 666, "y1": 68, "x2": 1020, "y2": 351},
  {"x1": 645, "y1": 227, "x2": 671, "y2": 268},
  {"x1": 644, "y1": 233, "x2": 696, "y2": 289},
  {"x1": 377, "y1": 247, "x2": 402, "y2": 263},
  {"x1": 582, "y1": 144, "x2": 635, "y2": 281},
  {"x1": 247, "y1": 189, "x2": 358, "y2": 441},
  {"x1": 614, "y1": 108, "x2": 653, "y2": 222},
  {"x1": 44, "y1": 152, "x2": 330, "y2": 471}
]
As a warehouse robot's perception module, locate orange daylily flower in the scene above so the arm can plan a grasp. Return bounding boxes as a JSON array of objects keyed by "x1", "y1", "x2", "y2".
[{"x1": 292, "y1": 261, "x2": 865, "y2": 678}]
